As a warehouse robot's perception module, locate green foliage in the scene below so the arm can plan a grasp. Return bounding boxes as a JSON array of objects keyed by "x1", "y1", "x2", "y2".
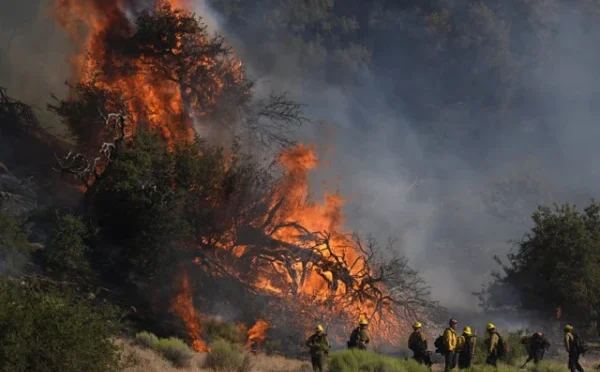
[
  {"x1": 204, "y1": 318, "x2": 247, "y2": 344},
  {"x1": 0, "y1": 210, "x2": 32, "y2": 276},
  {"x1": 481, "y1": 201, "x2": 600, "y2": 318},
  {"x1": 473, "y1": 331, "x2": 527, "y2": 366},
  {"x1": 530, "y1": 361, "x2": 568, "y2": 372},
  {"x1": 42, "y1": 211, "x2": 92, "y2": 278},
  {"x1": 0, "y1": 278, "x2": 121, "y2": 372},
  {"x1": 91, "y1": 130, "x2": 191, "y2": 277},
  {"x1": 329, "y1": 349, "x2": 429, "y2": 372},
  {"x1": 134, "y1": 331, "x2": 194, "y2": 368},
  {"x1": 134, "y1": 331, "x2": 160, "y2": 349},
  {"x1": 155, "y1": 337, "x2": 194, "y2": 368},
  {"x1": 205, "y1": 339, "x2": 250, "y2": 371}
]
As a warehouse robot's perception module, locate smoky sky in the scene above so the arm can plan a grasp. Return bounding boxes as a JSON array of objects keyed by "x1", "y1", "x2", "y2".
[{"x1": 2, "y1": 0, "x2": 600, "y2": 311}]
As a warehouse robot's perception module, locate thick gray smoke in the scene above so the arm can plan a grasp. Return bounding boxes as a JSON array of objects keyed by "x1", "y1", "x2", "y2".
[
  {"x1": 1, "y1": 0, "x2": 599, "y2": 314},
  {"x1": 198, "y1": 0, "x2": 600, "y2": 312}
]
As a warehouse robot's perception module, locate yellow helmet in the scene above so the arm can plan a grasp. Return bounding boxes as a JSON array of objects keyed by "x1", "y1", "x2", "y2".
[
  {"x1": 564, "y1": 325, "x2": 573, "y2": 332},
  {"x1": 413, "y1": 321, "x2": 422, "y2": 329},
  {"x1": 359, "y1": 319, "x2": 369, "y2": 326},
  {"x1": 316, "y1": 324, "x2": 324, "y2": 332},
  {"x1": 463, "y1": 326, "x2": 472, "y2": 335},
  {"x1": 486, "y1": 323, "x2": 495, "y2": 331}
]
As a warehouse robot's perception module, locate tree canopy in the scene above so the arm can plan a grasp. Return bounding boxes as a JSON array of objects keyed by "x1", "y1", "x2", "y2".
[{"x1": 478, "y1": 200, "x2": 600, "y2": 320}]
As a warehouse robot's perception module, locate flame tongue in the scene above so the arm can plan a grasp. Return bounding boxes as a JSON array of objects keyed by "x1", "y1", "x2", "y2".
[
  {"x1": 246, "y1": 320, "x2": 269, "y2": 351},
  {"x1": 169, "y1": 270, "x2": 209, "y2": 352}
]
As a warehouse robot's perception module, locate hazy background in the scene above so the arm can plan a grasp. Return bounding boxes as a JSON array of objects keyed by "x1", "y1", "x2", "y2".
[{"x1": 1, "y1": 0, "x2": 599, "y2": 312}]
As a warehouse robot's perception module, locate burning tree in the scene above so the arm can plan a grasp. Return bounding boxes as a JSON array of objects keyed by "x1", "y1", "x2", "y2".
[{"x1": 50, "y1": 0, "x2": 440, "y2": 352}]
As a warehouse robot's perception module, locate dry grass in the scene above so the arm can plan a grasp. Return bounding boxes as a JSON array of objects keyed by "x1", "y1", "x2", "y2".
[{"x1": 118, "y1": 339, "x2": 309, "y2": 372}]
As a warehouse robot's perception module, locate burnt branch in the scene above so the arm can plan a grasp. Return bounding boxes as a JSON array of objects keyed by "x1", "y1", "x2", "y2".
[
  {"x1": 245, "y1": 92, "x2": 310, "y2": 148},
  {"x1": 53, "y1": 113, "x2": 127, "y2": 186},
  {"x1": 0, "y1": 86, "x2": 39, "y2": 128}
]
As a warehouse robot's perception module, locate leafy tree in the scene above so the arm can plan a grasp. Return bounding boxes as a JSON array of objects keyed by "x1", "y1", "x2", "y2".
[
  {"x1": 0, "y1": 278, "x2": 121, "y2": 372},
  {"x1": 90, "y1": 130, "x2": 191, "y2": 278},
  {"x1": 478, "y1": 201, "x2": 600, "y2": 319},
  {"x1": 0, "y1": 210, "x2": 32, "y2": 276},
  {"x1": 42, "y1": 211, "x2": 92, "y2": 279}
]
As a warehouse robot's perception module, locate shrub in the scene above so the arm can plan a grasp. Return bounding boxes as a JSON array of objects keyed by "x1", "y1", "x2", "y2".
[
  {"x1": 473, "y1": 331, "x2": 527, "y2": 366},
  {"x1": 205, "y1": 339, "x2": 249, "y2": 371},
  {"x1": 204, "y1": 318, "x2": 247, "y2": 344},
  {"x1": 156, "y1": 337, "x2": 194, "y2": 368},
  {"x1": 42, "y1": 211, "x2": 92, "y2": 278},
  {"x1": 329, "y1": 349, "x2": 429, "y2": 372},
  {"x1": 134, "y1": 332, "x2": 193, "y2": 368},
  {"x1": 0, "y1": 210, "x2": 32, "y2": 275},
  {"x1": 0, "y1": 278, "x2": 121, "y2": 372},
  {"x1": 134, "y1": 331, "x2": 159, "y2": 349}
]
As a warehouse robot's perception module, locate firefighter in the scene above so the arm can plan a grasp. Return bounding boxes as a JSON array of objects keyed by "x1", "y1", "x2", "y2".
[
  {"x1": 485, "y1": 323, "x2": 501, "y2": 367},
  {"x1": 348, "y1": 319, "x2": 370, "y2": 350},
  {"x1": 564, "y1": 325, "x2": 585, "y2": 372},
  {"x1": 457, "y1": 326, "x2": 476, "y2": 369},
  {"x1": 520, "y1": 332, "x2": 551, "y2": 368},
  {"x1": 408, "y1": 321, "x2": 433, "y2": 367},
  {"x1": 306, "y1": 324, "x2": 330, "y2": 372},
  {"x1": 443, "y1": 318, "x2": 458, "y2": 372}
]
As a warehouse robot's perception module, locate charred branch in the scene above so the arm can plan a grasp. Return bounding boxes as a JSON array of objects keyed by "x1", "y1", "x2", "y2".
[
  {"x1": 245, "y1": 92, "x2": 310, "y2": 148},
  {"x1": 0, "y1": 87, "x2": 39, "y2": 128},
  {"x1": 53, "y1": 113, "x2": 127, "y2": 186}
]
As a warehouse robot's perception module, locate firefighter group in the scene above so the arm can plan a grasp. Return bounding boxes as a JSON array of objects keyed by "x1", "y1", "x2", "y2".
[{"x1": 305, "y1": 318, "x2": 587, "y2": 372}]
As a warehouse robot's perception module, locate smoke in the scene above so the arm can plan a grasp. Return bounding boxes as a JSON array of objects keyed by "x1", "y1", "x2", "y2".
[
  {"x1": 194, "y1": 0, "x2": 600, "y2": 313},
  {"x1": 0, "y1": 0, "x2": 72, "y2": 138},
  {"x1": 2, "y1": 0, "x2": 599, "y2": 316}
]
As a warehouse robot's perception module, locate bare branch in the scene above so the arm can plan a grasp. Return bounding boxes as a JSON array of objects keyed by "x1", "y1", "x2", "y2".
[
  {"x1": 53, "y1": 112, "x2": 127, "y2": 186},
  {"x1": 245, "y1": 92, "x2": 310, "y2": 148}
]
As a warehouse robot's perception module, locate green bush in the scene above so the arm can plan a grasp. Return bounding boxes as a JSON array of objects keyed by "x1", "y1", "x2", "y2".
[
  {"x1": 329, "y1": 349, "x2": 429, "y2": 372},
  {"x1": 0, "y1": 278, "x2": 121, "y2": 372},
  {"x1": 134, "y1": 331, "x2": 159, "y2": 349},
  {"x1": 473, "y1": 331, "x2": 527, "y2": 366},
  {"x1": 204, "y1": 318, "x2": 247, "y2": 344},
  {"x1": 134, "y1": 332, "x2": 193, "y2": 368},
  {"x1": 0, "y1": 210, "x2": 32, "y2": 276},
  {"x1": 156, "y1": 337, "x2": 194, "y2": 368},
  {"x1": 205, "y1": 339, "x2": 250, "y2": 371},
  {"x1": 42, "y1": 212, "x2": 92, "y2": 278}
]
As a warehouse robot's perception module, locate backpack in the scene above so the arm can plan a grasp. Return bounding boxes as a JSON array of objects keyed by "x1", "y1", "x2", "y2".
[
  {"x1": 495, "y1": 332, "x2": 509, "y2": 358},
  {"x1": 462, "y1": 335, "x2": 474, "y2": 356},
  {"x1": 434, "y1": 335, "x2": 446, "y2": 354},
  {"x1": 573, "y1": 333, "x2": 587, "y2": 354},
  {"x1": 347, "y1": 328, "x2": 360, "y2": 348}
]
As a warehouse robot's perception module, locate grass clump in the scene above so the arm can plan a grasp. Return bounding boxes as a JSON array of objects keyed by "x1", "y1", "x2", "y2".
[
  {"x1": 134, "y1": 332, "x2": 193, "y2": 368},
  {"x1": 205, "y1": 339, "x2": 252, "y2": 371},
  {"x1": 329, "y1": 349, "x2": 429, "y2": 372},
  {"x1": 530, "y1": 361, "x2": 569, "y2": 372}
]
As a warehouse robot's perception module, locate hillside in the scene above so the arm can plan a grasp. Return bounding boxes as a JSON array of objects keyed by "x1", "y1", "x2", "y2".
[{"x1": 4, "y1": 0, "x2": 600, "y2": 371}]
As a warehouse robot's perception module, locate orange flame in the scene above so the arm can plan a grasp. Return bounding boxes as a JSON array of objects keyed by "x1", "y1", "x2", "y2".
[
  {"x1": 53, "y1": 0, "x2": 245, "y2": 145},
  {"x1": 246, "y1": 319, "x2": 269, "y2": 350},
  {"x1": 53, "y1": 0, "x2": 407, "y2": 348},
  {"x1": 169, "y1": 270, "x2": 209, "y2": 352}
]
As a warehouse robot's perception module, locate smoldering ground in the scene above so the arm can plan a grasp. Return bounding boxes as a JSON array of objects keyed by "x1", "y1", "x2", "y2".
[{"x1": 2, "y1": 0, "x2": 600, "y2": 318}]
